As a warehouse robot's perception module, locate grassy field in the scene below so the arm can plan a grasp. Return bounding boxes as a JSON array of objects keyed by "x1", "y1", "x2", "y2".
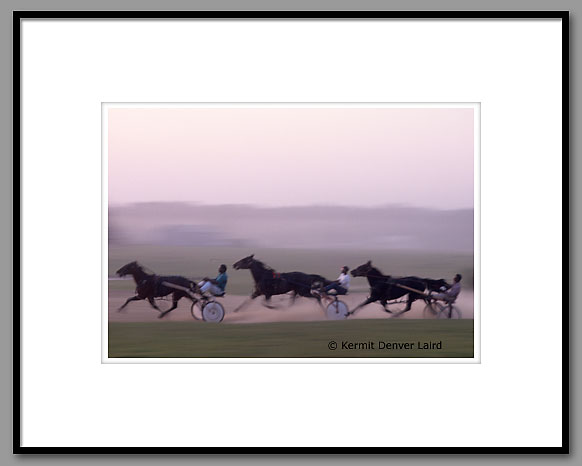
[
  {"x1": 109, "y1": 245, "x2": 474, "y2": 295},
  {"x1": 108, "y1": 319, "x2": 474, "y2": 358}
]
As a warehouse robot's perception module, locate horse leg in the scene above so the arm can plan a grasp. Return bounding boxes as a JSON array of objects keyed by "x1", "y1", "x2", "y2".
[
  {"x1": 402, "y1": 295, "x2": 413, "y2": 312},
  {"x1": 118, "y1": 295, "x2": 142, "y2": 312},
  {"x1": 393, "y1": 294, "x2": 417, "y2": 318},
  {"x1": 308, "y1": 288, "x2": 326, "y2": 310},
  {"x1": 158, "y1": 294, "x2": 180, "y2": 319},
  {"x1": 380, "y1": 299, "x2": 393, "y2": 314},
  {"x1": 348, "y1": 296, "x2": 375, "y2": 316},
  {"x1": 233, "y1": 291, "x2": 260, "y2": 313},
  {"x1": 316, "y1": 295, "x2": 329, "y2": 317},
  {"x1": 264, "y1": 295, "x2": 276, "y2": 309},
  {"x1": 232, "y1": 297, "x2": 252, "y2": 313},
  {"x1": 288, "y1": 291, "x2": 298, "y2": 307},
  {"x1": 147, "y1": 297, "x2": 162, "y2": 312}
]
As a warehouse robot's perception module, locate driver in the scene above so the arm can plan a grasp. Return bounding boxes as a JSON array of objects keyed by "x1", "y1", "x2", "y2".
[
  {"x1": 323, "y1": 266, "x2": 350, "y2": 297},
  {"x1": 198, "y1": 264, "x2": 228, "y2": 297},
  {"x1": 431, "y1": 273, "x2": 462, "y2": 303}
]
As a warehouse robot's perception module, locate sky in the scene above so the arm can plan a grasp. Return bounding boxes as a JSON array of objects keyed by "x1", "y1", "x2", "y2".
[{"x1": 107, "y1": 106, "x2": 474, "y2": 209}]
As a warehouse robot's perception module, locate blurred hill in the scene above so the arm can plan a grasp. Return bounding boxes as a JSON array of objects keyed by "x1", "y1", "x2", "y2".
[{"x1": 108, "y1": 202, "x2": 474, "y2": 252}]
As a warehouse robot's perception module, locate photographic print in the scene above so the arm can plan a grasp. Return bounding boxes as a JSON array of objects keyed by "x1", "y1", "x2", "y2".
[
  {"x1": 105, "y1": 103, "x2": 478, "y2": 360},
  {"x1": 18, "y1": 10, "x2": 566, "y2": 451}
]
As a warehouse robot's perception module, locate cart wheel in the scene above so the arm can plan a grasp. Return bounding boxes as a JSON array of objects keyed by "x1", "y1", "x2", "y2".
[
  {"x1": 436, "y1": 304, "x2": 462, "y2": 319},
  {"x1": 202, "y1": 301, "x2": 225, "y2": 323},
  {"x1": 448, "y1": 305, "x2": 462, "y2": 319},
  {"x1": 325, "y1": 300, "x2": 349, "y2": 320},
  {"x1": 434, "y1": 302, "x2": 447, "y2": 319},
  {"x1": 423, "y1": 302, "x2": 438, "y2": 319},
  {"x1": 190, "y1": 301, "x2": 203, "y2": 320}
]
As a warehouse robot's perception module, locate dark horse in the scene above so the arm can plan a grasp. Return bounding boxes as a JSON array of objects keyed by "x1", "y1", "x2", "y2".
[
  {"x1": 232, "y1": 254, "x2": 331, "y2": 311},
  {"x1": 424, "y1": 278, "x2": 451, "y2": 293},
  {"x1": 349, "y1": 261, "x2": 428, "y2": 315},
  {"x1": 116, "y1": 261, "x2": 198, "y2": 318}
]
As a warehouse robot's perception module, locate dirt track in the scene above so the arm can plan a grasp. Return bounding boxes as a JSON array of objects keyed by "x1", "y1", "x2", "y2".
[{"x1": 108, "y1": 290, "x2": 475, "y2": 323}]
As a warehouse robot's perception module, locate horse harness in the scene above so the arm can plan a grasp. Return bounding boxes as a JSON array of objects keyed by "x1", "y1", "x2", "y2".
[{"x1": 138, "y1": 275, "x2": 161, "y2": 294}]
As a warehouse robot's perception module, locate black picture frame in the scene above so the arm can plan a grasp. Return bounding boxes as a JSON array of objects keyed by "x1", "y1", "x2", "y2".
[{"x1": 13, "y1": 9, "x2": 569, "y2": 454}]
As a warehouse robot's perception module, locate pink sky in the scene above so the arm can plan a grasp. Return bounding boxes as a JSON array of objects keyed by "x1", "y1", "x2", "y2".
[{"x1": 108, "y1": 107, "x2": 474, "y2": 209}]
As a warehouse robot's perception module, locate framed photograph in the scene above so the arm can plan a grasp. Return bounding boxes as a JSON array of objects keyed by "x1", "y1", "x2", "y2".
[
  {"x1": 104, "y1": 102, "x2": 478, "y2": 362},
  {"x1": 15, "y1": 11, "x2": 567, "y2": 452}
]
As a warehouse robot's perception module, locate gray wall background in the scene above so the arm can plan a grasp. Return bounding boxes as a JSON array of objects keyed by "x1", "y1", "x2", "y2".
[{"x1": 2, "y1": 0, "x2": 576, "y2": 464}]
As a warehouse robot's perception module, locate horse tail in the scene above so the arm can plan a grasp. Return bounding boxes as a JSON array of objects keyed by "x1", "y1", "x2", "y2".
[{"x1": 310, "y1": 274, "x2": 331, "y2": 285}]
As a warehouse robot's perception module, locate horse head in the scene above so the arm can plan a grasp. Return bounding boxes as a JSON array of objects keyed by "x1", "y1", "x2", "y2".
[
  {"x1": 116, "y1": 261, "x2": 140, "y2": 277},
  {"x1": 233, "y1": 254, "x2": 255, "y2": 270},
  {"x1": 351, "y1": 261, "x2": 373, "y2": 277}
]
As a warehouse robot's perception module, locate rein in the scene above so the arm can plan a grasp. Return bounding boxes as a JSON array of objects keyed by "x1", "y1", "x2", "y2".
[{"x1": 354, "y1": 271, "x2": 393, "y2": 284}]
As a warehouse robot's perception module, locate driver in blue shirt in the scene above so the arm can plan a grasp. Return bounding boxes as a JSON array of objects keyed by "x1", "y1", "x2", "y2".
[{"x1": 198, "y1": 264, "x2": 228, "y2": 297}]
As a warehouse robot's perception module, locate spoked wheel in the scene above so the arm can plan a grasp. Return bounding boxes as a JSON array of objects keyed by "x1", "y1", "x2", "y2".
[
  {"x1": 435, "y1": 302, "x2": 462, "y2": 319},
  {"x1": 423, "y1": 302, "x2": 439, "y2": 319},
  {"x1": 190, "y1": 300, "x2": 203, "y2": 320},
  {"x1": 450, "y1": 306, "x2": 462, "y2": 319},
  {"x1": 325, "y1": 300, "x2": 349, "y2": 320},
  {"x1": 202, "y1": 301, "x2": 225, "y2": 323}
]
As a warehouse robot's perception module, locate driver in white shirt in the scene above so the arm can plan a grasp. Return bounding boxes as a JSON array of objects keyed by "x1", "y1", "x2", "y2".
[{"x1": 323, "y1": 266, "x2": 350, "y2": 296}]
